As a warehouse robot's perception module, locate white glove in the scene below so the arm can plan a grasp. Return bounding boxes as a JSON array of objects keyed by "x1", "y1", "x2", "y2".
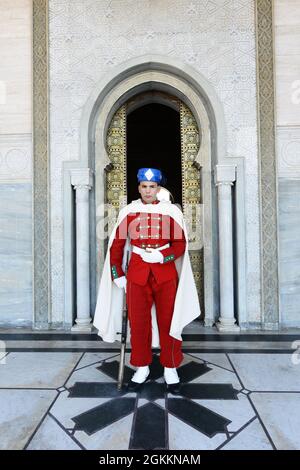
[
  {"x1": 113, "y1": 276, "x2": 127, "y2": 292},
  {"x1": 141, "y1": 248, "x2": 164, "y2": 264}
]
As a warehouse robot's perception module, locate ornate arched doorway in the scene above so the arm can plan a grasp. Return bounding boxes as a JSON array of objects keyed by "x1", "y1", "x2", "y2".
[
  {"x1": 72, "y1": 58, "x2": 246, "y2": 334},
  {"x1": 104, "y1": 91, "x2": 204, "y2": 317}
]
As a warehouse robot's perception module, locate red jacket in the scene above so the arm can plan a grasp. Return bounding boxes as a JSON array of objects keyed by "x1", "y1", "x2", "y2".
[{"x1": 110, "y1": 200, "x2": 186, "y2": 286}]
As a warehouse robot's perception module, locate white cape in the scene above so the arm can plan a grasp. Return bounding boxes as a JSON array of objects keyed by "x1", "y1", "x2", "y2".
[{"x1": 93, "y1": 199, "x2": 201, "y2": 344}]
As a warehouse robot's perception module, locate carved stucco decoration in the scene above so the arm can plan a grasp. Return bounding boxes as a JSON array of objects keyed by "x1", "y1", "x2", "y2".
[
  {"x1": 256, "y1": 0, "x2": 279, "y2": 327},
  {"x1": 33, "y1": 0, "x2": 49, "y2": 327}
]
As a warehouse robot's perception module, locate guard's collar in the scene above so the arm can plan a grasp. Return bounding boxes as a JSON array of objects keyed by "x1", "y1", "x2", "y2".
[{"x1": 141, "y1": 199, "x2": 159, "y2": 205}]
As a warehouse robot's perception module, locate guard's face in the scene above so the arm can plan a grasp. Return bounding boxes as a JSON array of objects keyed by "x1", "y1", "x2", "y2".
[{"x1": 138, "y1": 181, "x2": 160, "y2": 203}]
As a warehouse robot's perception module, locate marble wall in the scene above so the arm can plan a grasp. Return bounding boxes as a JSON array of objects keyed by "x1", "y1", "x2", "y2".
[
  {"x1": 274, "y1": 0, "x2": 300, "y2": 326},
  {"x1": 278, "y1": 179, "x2": 300, "y2": 326},
  {"x1": 48, "y1": 0, "x2": 260, "y2": 325},
  {"x1": 0, "y1": 183, "x2": 32, "y2": 326},
  {"x1": 0, "y1": 0, "x2": 32, "y2": 326}
]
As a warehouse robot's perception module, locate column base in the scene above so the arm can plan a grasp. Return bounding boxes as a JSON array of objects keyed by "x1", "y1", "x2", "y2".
[
  {"x1": 216, "y1": 319, "x2": 240, "y2": 333},
  {"x1": 262, "y1": 322, "x2": 279, "y2": 331},
  {"x1": 71, "y1": 318, "x2": 93, "y2": 333}
]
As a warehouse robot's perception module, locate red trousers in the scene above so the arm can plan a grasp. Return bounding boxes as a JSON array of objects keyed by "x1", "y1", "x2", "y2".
[{"x1": 126, "y1": 272, "x2": 183, "y2": 367}]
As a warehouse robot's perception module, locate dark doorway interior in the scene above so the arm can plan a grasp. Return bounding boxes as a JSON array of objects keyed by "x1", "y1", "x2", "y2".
[{"x1": 126, "y1": 103, "x2": 182, "y2": 205}]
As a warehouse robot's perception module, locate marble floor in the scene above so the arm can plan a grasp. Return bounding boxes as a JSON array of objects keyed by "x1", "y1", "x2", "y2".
[{"x1": 0, "y1": 331, "x2": 300, "y2": 450}]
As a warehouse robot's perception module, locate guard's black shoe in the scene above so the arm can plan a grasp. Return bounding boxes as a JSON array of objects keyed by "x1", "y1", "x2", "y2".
[
  {"x1": 127, "y1": 380, "x2": 144, "y2": 393},
  {"x1": 166, "y1": 382, "x2": 181, "y2": 395}
]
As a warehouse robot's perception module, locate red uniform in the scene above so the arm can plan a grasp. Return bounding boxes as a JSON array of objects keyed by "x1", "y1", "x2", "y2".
[{"x1": 110, "y1": 200, "x2": 186, "y2": 367}]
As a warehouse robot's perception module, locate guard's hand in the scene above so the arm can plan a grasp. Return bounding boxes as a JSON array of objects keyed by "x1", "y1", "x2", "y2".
[
  {"x1": 141, "y1": 248, "x2": 164, "y2": 264},
  {"x1": 113, "y1": 276, "x2": 127, "y2": 292}
]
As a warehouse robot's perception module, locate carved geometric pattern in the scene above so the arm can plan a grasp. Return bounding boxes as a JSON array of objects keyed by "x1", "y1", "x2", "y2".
[
  {"x1": 0, "y1": 134, "x2": 32, "y2": 182},
  {"x1": 32, "y1": 0, "x2": 49, "y2": 326},
  {"x1": 181, "y1": 103, "x2": 201, "y2": 206},
  {"x1": 277, "y1": 127, "x2": 300, "y2": 178},
  {"x1": 180, "y1": 102, "x2": 203, "y2": 314},
  {"x1": 256, "y1": 0, "x2": 279, "y2": 327}
]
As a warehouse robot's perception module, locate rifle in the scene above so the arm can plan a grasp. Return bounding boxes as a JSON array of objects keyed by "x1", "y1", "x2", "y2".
[{"x1": 117, "y1": 250, "x2": 130, "y2": 390}]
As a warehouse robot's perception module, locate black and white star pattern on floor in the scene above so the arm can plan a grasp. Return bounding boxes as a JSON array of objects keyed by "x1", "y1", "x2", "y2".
[{"x1": 67, "y1": 354, "x2": 239, "y2": 449}]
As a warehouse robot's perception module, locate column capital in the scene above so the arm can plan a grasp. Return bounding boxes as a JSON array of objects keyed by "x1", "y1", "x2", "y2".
[
  {"x1": 71, "y1": 168, "x2": 93, "y2": 189},
  {"x1": 214, "y1": 164, "x2": 236, "y2": 186}
]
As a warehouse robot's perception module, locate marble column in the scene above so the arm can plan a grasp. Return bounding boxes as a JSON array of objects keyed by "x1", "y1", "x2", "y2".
[
  {"x1": 71, "y1": 169, "x2": 93, "y2": 332},
  {"x1": 214, "y1": 164, "x2": 240, "y2": 332}
]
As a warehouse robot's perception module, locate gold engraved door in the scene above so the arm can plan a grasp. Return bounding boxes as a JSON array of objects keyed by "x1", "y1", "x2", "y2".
[
  {"x1": 180, "y1": 102, "x2": 203, "y2": 316},
  {"x1": 106, "y1": 98, "x2": 203, "y2": 316},
  {"x1": 105, "y1": 104, "x2": 127, "y2": 236}
]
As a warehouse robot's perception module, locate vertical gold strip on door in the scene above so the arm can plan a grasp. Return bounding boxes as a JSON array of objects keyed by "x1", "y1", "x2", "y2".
[
  {"x1": 180, "y1": 102, "x2": 204, "y2": 317},
  {"x1": 106, "y1": 104, "x2": 127, "y2": 236}
]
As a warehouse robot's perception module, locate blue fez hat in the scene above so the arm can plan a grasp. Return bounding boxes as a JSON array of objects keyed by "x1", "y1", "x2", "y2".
[{"x1": 137, "y1": 168, "x2": 162, "y2": 183}]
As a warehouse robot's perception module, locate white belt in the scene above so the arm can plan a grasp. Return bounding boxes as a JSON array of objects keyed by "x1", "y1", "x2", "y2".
[{"x1": 132, "y1": 243, "x2": 170, "y2": 255}]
